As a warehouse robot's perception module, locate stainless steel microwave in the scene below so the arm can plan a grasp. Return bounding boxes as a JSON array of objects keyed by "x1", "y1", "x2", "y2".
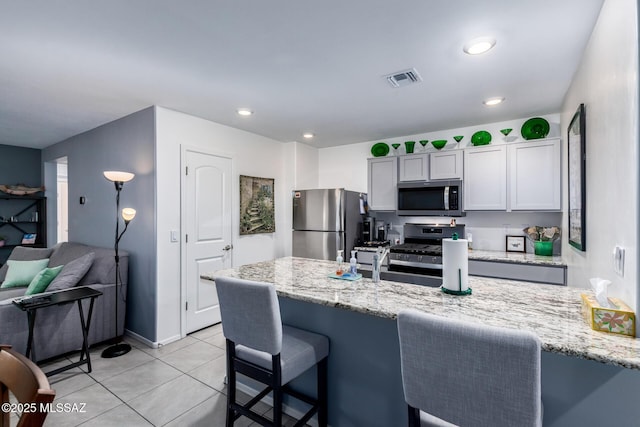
[{"x1": 397, "y1": 180, "x2": 465, "y2": 217}]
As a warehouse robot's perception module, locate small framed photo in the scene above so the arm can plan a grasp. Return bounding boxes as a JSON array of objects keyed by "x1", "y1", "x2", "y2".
[
  {"x1": 22, "y1": 233, "x2": 36, "y2": 245},
  {"x1": 506, "y1": 235, "x2": 526, "y2": 253}
]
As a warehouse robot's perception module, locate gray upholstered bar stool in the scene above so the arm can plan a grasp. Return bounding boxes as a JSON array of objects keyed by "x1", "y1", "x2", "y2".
[
  {"x1": 215, "y1": 276, "x2": 329, "y2": 427},
  {"x1": 397, "y1": 309, "x2": 542, "y2": 427}
]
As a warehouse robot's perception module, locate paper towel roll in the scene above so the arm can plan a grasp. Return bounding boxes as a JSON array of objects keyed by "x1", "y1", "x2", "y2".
[{"x1": 442, "y1": 238, "x2": 469, "y2": 292}]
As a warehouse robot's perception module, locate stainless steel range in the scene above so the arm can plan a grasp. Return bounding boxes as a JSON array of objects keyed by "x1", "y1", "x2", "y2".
[{"x1": 389, "y1": 223, "x2": 465, "y2": 277}]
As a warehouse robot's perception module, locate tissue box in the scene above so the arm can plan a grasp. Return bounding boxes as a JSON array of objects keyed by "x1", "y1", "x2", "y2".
[{"x1": 581, "y1": 293, "x2": 636, "y2": 337}]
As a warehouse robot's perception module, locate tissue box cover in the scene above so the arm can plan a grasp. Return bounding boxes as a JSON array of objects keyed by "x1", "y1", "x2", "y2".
[{"x1": 581, "y1": 293, "x2": 636, "y2": 337}]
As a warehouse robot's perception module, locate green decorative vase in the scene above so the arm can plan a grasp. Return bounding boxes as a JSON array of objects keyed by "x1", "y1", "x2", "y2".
[
  {"x1": 534, "y1": 241, "x2": 553, "y2": 256},
  {"x1": 405, "y1": 141, "x2": 416, "y2": 154}
]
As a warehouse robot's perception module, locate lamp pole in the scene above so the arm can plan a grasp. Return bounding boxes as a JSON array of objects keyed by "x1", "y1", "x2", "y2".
[{"x1": 101, "y1": 171, "x2": 135, "y2": 358}]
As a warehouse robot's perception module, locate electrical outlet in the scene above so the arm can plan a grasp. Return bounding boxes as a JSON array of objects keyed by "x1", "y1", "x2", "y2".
[{"x1": 613, "y1": 245, "x2": 625, "y2": 276}]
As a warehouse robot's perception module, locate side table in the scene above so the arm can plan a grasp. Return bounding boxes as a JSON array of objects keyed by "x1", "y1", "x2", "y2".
[{"x1": 12, "y1": 286, "x2": 103, "y2": 376}]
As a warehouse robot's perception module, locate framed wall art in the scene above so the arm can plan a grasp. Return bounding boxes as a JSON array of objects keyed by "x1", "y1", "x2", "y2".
[
  {"x1": 239, "y1": 175, "x2": 275, "y2": 235},
  {"x1": 506, "y1": 235, "x2": 526, "y2": 253},
  {"x1": 568, "y1": 103, "x2": 586, "y2": 251}
]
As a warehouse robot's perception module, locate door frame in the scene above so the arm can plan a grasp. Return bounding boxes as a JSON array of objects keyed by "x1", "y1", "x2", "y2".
[{"x1": 180, "y1": 144, "x2": 234, "y2": 337}]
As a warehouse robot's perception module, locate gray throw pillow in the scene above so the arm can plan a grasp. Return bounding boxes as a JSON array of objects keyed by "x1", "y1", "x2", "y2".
[
  {"x1": 0, "y1": 246, "x2": 54, "y2": 282},
  {"x1": 48, "y1": 252, "x2": 95, "y2": 291}
]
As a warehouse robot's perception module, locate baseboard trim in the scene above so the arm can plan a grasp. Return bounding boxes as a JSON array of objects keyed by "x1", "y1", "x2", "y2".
[{"x1": 124, "y1": 329, "x2": 157, "y2": 349}]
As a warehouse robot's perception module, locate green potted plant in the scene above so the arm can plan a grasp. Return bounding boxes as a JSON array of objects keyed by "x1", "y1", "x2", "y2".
[{"x1": 523, "y1": 226, "x2": 561, "y2": 256}]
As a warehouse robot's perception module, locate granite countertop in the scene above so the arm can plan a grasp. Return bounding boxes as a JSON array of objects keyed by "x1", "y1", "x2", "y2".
[
  {"x1": 203, "y1": 256, "x2": 640, "y2": 370},
  {"x1": 468, "y1": 249, "x2": 566, "y2": 266}
]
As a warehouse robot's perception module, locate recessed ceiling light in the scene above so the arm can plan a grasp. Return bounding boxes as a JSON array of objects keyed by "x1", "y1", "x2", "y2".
[
  {"x1": 483, "y1": 97, "x2": 505, "y2": 106},
  {"x1": 463, "y1": 37, "x2": 496, "y2": 55},
  {"x1": 237, "y1": 108, "x2": 253, "y2": 116},
  {"x1": 303, "y1": 133, "x2": 314, "y2": 139}
]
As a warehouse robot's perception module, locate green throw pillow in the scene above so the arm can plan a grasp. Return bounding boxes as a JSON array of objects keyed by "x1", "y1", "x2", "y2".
[
  {"x1": 0, "y1": 259, "x2": 50, "y2": 288},
  {"x1": 25, "y1": 265, "x2": 64, "y2": 295}
]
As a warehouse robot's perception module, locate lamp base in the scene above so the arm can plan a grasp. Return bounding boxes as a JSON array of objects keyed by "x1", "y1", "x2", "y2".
[{"x1": 101, "y1": 342, "x2": 132, "y2": 358}]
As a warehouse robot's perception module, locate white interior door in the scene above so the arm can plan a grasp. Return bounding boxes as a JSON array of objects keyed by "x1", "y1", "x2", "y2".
[{"x1": 183, "y1": 149, "x2": 232, "y2": 333}]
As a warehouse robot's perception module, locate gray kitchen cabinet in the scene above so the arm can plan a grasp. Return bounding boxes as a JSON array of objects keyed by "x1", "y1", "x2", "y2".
[
  {"x1": 367, "y1": 157, "x2": 397, "y2": 211},
  {"x1": 463, "y1": 145, "x2": 507, "y2": 210},
  {"x1": 430, "y1": 150, "x2": 463, "y2": 180},
  {"x1": 399, "y1": 153, "x2": 429, "y2": 182},
  {"x1": 509, "y1": 138, "x2": 561, "y2": 210},
  {"x1": 469, "y1": 259, "x2": 567, "y2": 285}
]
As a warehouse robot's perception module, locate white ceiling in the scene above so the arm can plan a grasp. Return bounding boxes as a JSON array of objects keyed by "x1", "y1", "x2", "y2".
[{"x1": 1, "y1": 0, "x2": 604, "y2": 149}]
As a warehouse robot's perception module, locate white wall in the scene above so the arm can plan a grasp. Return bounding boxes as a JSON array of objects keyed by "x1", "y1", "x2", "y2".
[
  {"x1": 560, "y1": 0, "x2": 639, "y2": 312},
  {"x1": 292, "y1": 141, "x2": 319, "y2": 190},
  {"x1": 154, "y1": 107, "x2": 294, "y2": 343},
  {"x1": 318, "y1": 114, "x2": 563, "y2": 250},
  {"x1": 319, "y1": 115, "x2": 561, "y2": 194}
]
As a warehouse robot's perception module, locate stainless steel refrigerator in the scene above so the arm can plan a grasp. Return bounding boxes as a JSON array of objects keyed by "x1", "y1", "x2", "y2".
[{"x1": 292, "y1": 189, "x2": 365, "y2": 260}]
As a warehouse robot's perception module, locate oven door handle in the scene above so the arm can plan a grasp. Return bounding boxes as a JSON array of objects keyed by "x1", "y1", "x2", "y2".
[
  {"x1": 443, "y1": 186, "x2": 450, "y2": 210},
  {"x1": 389, "y1": 259, "x2": 443, "y2": 270}
]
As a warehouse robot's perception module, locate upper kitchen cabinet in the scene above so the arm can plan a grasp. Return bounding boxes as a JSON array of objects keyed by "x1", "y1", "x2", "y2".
[
  {"x1": 368, "y1": 157, "x2": 397, "y2": 211},
  {"x1": 399, "y1": 153, "x2": 429, "y2": 182},
  {"x1": 430, "y1": 150, "x2": 463, "y2": 180},
  {"x1": 464, "y1": 146, "x2": 507, "y2": 210},
  {"x1": 509, "y1": 138, "x2": 561, "y2": 211}
]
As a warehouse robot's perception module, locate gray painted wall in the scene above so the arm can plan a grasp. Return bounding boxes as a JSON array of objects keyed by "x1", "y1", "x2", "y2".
[{"x1": 42, "y1": 107, "x2": 157, "y2": 341}]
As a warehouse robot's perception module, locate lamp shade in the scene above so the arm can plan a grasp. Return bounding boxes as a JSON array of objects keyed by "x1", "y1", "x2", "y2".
[
  {"x1": 121, "y1": 208, "x2": 136, "y2": 222},
  {"x1": 103, "y1": 171, "x2": 135, "y2": 183}
]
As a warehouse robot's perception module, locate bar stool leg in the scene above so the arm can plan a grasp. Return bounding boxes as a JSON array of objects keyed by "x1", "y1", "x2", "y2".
[
  {"x1": 272, "y1": 354, "x2": 283, "y2": 426},
  {"x1": 226, "y1": 340, "x2": 236, "y2": 427},
  {"x1": 408, "y1": 405, "x2": 420, "y2": 427},
  {"x1": 318, "y1": 358, "x2": 328, "y2": 427}
]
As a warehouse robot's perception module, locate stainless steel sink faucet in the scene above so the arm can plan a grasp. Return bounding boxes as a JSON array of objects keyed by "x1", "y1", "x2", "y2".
[{"x1": 372, "y1": 246, "x2": 389, "y2": 283}]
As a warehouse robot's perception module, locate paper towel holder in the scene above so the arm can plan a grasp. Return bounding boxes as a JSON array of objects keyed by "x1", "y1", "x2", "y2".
[
  {"x1": 441, "y1": 269, "x2": 472, "y2": 295},
  {"x1": 442, "y1": 286, "x2": 472, "y2": 296}
]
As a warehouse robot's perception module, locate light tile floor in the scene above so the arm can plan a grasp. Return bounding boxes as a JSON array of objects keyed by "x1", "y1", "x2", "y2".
[{"x1": 35, "y1": 323, "x2": 307, "y2": 426}]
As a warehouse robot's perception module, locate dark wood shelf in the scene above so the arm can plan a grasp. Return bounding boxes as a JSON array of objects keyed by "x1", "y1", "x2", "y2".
[
  {"x1": 0, "y1": 195, "x2": 45, "y2": 200},
  {"x1": 0, "y1": 197, "x2": 46, "y2": 263},
  {"x1": 0, "y1": 244, "x2": 46, "y2": 250}
]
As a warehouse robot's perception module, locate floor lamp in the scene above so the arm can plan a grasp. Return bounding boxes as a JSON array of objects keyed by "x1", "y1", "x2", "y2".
[{"x1": 102, "y1": 171, "x2": 136, "y2": 358}]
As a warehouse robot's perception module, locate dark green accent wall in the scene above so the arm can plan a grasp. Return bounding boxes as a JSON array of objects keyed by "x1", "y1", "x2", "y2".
[
  {"x1": 0, "y1": 144, "x2": 42, "y2": 264},
  {"x1": 0, "y1": 144, "x2": 42, "y2": 186}
]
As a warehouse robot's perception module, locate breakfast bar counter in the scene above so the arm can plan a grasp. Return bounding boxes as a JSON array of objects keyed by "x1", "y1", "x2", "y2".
[{"x1": 203, "y1": 257, "x2": 640, "y2": 426}]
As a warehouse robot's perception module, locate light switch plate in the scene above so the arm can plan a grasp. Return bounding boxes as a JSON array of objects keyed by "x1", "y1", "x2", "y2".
[{"x1": 170, "y1": 230, "x2": 179, "y2": 242}]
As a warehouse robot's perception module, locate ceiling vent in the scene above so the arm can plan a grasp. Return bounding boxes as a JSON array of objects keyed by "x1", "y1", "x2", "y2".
[{"x1": 384, "y1": 68, "x2": 422, "y2": 88}]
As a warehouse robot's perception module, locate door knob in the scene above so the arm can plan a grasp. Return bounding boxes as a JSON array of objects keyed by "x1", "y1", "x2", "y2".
[{"x1": 222, "y1": 244, "x2": 233, "y2": 251}]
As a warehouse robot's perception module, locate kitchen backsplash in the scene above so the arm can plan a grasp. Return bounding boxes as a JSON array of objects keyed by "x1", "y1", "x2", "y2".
[{"x1": 371, "y1": 211, "x2": 563, "y2": 254}]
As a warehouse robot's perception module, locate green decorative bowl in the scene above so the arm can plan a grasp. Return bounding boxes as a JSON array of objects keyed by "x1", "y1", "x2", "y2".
[
  {"x1": 419, "y1": 140, "x2": 429, "y2": 147},
  {"x1": 453, "y1": 136, "x2": 463, "y2": 143},
  {"x1": 370, "y1": 142, "x2": 389, "y2": 157},
  {"x1": 471, "y1": 130, "x2": 492, "y2": 146},
  {"x1": 521, "y1": 118, "x2": 550, "y2": 140},
  {"x1": 431, "y1": 140, "x2": 447, "y2": 150}
]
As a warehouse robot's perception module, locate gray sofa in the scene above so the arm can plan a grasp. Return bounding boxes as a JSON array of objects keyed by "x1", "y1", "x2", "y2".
[{"x1": 0, "y1": 242, "x2": 128, "y2": 362}]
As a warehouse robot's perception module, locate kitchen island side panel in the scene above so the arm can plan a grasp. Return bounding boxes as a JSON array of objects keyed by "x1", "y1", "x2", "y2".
[
  {"x1": 277, "y1": 297, "x2": 640, "y2": 427},
  {"x1": 279, "y1": 297, "x2": 404, "y2": 427}
]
